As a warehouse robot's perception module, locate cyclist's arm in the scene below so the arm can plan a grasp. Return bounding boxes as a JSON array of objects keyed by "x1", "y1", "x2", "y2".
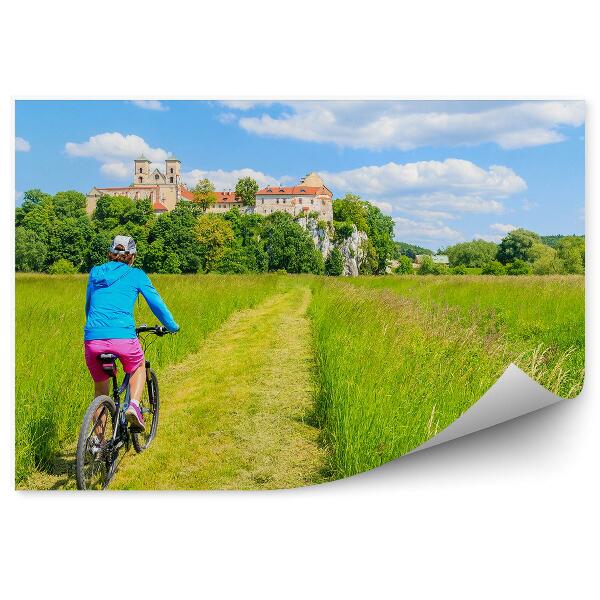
[
  {"x1": 137, "y1": 271, "x2": 180, "y2": 332},
  {"x1": 85, "y1": 276, "x2": 92, "y2": 316}
]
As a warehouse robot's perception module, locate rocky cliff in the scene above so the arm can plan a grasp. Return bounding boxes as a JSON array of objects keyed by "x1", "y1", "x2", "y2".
[{"x1": 300, "y1": 217, "x2": 368, "y2": 276}]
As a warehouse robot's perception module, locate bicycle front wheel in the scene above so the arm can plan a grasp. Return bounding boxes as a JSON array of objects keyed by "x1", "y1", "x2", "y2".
[
  {"x1": 76, "y1": 395, "x2": 116, "y2": 490},
  {"x1": 132, "y1": 369, "x2": 160, "y2": 453}
]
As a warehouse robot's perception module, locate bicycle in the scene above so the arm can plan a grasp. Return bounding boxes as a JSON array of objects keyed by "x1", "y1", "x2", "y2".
[{"x1": 76, "y1": 325, "x2": 171, "y2": 490}]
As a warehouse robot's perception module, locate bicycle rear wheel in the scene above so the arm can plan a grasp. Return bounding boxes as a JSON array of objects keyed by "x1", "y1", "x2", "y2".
[
  {"x1": 76, "y1": 395, "x2": 117, "y2": 490},
  {"x1": 132, "y1": 369, "x2": 160, "y2": 453}
]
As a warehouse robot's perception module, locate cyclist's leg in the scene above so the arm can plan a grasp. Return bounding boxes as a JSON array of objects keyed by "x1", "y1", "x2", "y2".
[
  {"x1": 115, "y1": 338, "x2": 146, "y2": 430},
  {"x1": 84, "y1": 341, "x2": 111, "y2": 436}
]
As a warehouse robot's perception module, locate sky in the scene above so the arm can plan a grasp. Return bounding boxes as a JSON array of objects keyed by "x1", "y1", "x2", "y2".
[{"x1": 15, "y1": 100, "x2": 585, "y2": 250}]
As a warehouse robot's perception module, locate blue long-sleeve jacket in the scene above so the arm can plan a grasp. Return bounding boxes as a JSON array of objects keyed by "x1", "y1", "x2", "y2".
[{"x1": 84, "y1": 261, "x2": 179, "y2": 341}]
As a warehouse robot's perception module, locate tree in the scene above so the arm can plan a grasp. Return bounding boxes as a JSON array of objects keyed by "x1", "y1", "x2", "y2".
[
  {"x1": 394, "y1": 242, "x2": 432, "y2": 260},
  {"x1": 325, "y1": 247, "x2": 344, "y2": 276},
  {"x1": 358, "y1": 238, "x2": 379, "y2": 274},
  {"x1": 194, "y1": 214, "x2": 235, "y2": 271},
  {"x1": 235, "y1": 177, "x2": 258, "y2": 207},
  {"x1": 394, "y1": 255, "x2": 413, "y2": 274},
  {"x1": 15, "y1": 227, "x2": 48, "y2": 272},
  {"x1": 333, "y1": 194, "x2": 370, "y2": 233},
  {"x1": 82, "y1": 231, "x2": 113, "y2": 271},
  {"x1": 214, "y1": 246, "x2": 251, "y2": 274},
  {"x1": 147, "y1": 202, "x2": 203, "y2": 273},
  {"x1": 364, "y1": 203, "x2": 395, "y2": 273},
  {"x1": 192, "y1": 178, "x2": 217, "y2": 212},
  {"x1": 445, "y1": 239, "x2": 498, "y2": 267},
  {"x1": 530, "y1": 243, "x2": 564, "y2": 274},
  {"x1": 52, "y1": 190, "x2": 87, "y2": 219},
  {"x1": 556, "y1": 236, "x2": 585, "y2": 274},
  {"x1": 496, "y1": 228, "x2": 541, "y2": 264},
  {"x1": 481, "y1": 260, "x2": 506, "y2": 275},
  {"x1": 261, "y1": 212, "x2": 324, "y2": 274}
]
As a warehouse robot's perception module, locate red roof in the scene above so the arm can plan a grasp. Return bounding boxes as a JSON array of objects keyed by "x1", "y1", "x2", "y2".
[
  {"x1": 98, "y1": 186, "x2": 157, "y2": 191},
  {"x1": 179, "y1": 189, "x2": 241, "y2": 203},
  {"x1": 153, "y1": 201, "x2": 168, "y2": 212},
  {"x1": 256, "y1": 185, "x2": 332, "y2": 197},
  {"x1": 215, "y1": 191, "x2": 241, "y2": 203}
]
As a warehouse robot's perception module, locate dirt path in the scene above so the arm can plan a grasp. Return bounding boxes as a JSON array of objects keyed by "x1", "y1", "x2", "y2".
[{"x1": 102, "y1": 284, "x2": 325, "y2": 490}]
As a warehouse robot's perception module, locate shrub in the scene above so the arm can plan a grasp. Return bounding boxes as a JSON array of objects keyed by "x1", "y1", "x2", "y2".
[
  {"x1": 325, "y1": 247, "x2": 344, "y2": 276},
  {"x1": 481, "y1": 260, "x2": 506, "y2": 275},
  {"x1": 48, "y1": 258, "x2": 77, "y2": 274},
  {"x1": 450, "y1": 264, "x2": 468, "y2": 275},
  {"x1": 505, "y1": 259, "x2": 532, "y2": 275},
  {"x1": 394, "y1": 255, "x2": 413, "y2": 275},
  {"x1": 418, "y1": 256, "x2": 448, "y2": 275}
]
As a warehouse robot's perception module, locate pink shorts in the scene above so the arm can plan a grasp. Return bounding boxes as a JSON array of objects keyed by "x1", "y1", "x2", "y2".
[{"x1": 84, "y1": 338, "x2": 144, "y2": 382}]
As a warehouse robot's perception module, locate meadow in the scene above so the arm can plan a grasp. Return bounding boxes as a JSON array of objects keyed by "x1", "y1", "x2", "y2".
[{"x1": 15, "y1": 273, "x2": 585, "y2": 486}]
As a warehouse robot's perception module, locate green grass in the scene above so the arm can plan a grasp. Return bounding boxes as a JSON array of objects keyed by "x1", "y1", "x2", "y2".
[
  {"x1": 307, "y1": 275, "x2": 584, "y2": 478},
  {"x1": 15, "y1": 273, "x2": 284, "y2": 483},
  {"x1": 17, "y1": 272, "x2": 585, "y2": 487},
  {"x1": 349, "y1": 275, "x2": 584, "y2": 398}
]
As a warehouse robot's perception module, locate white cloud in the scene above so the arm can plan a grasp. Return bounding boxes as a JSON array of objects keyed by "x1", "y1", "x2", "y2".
[
  {"x1": 489, "y1": 223, "x2": 517, "y2": 234},
  {"x1": 473, "y1": 223, "x2": 517, "y2": 243},
  {"x1": 65, "y1": 132, "x2": 171, "y2": 179},
  {"x1": 393, "y1": 216, "x2": 463, "y2": 243},
  {"x1": 323, "y1": 159, "x2": 526, "y2": 197},
  {"x1": 16, "y1": 190, "x2": 23, "y2": 203},
  {"x1": 182, "y1": 167, "x2": 283, "y2": 191},
  {"x1": 131, "y1": 100, "x2": 168, "y2": 111},
  {"x1": 100, "y1": 162, "x2": 131, "y2": 179},
  {"x1": 236, "y1": 100, "x2": 584, "y2": 150},
  {"x1": 218, "y1": 112, "x2": 237, "y2": 124},
  {"x1": 369, "y1": 200, "x2": 393, "y2": 214},
  {"x1": 15, "y1": 137, "x2": 30, "y2": 152}
]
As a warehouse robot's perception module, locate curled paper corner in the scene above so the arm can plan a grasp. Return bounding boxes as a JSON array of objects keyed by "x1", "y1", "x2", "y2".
[{"x1": 409, "y1": 363, "x2": 564, "y2": 455}]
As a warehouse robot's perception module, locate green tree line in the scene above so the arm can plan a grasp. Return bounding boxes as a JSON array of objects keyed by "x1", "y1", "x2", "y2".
[{"x1": 15, "y1": 187, "x2": 396, "y2": 276}]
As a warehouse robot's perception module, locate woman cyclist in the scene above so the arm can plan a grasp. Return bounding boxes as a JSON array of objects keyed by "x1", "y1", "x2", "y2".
[{"x1": 84, "y1": 235, "x2": 179, "y2": 431}]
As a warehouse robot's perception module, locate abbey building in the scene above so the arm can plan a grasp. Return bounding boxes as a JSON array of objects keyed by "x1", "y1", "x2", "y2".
[{"x1": 85, "y1": 157, "x2": 334, "y2": 222}]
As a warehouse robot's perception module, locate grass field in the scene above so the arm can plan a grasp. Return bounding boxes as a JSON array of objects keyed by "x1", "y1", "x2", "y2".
[{"x1": 15, "y1": 273, "x2": 585, "y2": 487}]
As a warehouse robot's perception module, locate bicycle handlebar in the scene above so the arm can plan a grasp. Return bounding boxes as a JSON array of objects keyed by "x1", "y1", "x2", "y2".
[{"x1": 135, "y1": 325, "x2": 171, "y2": 336}]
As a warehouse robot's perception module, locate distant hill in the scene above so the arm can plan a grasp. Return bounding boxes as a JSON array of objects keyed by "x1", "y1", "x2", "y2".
[
  {"x1": 394, "y1": 241, "x2": 434, "y2": 259},
  {"x1": 541, "y1": 234, "x2": 585, "y2": 248}
]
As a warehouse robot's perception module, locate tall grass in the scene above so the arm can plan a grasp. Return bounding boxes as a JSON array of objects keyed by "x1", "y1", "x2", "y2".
[
  {"x1": 308, "y1": 280, "x2": 513, "y2": 478},
  {"x1": 15, "y1": 273, "x2": 283, "y2": 483},
  {"x1": 350, "y1": 275, "x2": 585, "y2": 398}
]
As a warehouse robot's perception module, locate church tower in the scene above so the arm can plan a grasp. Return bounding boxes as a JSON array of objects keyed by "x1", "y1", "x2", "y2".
[
  {"x1": 134, "y1": 155, "x2": 151, "y2": 185},
  {"x1": 165, "y1": 157, "x2": 181, "y2": 186}
]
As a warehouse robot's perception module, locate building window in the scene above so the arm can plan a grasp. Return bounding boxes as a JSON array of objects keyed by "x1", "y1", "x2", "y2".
[
  {"x1": 139, "y1": 168, "x2": 143, "y2": 173},
  {"x1": 276, "y1": 199, "x2": 279, "y2": 204},
  {"x1": 170, "y1": 168, "x2": 174, "y2": 174},
  {"x1": 138, "y1": 177, "x2": 143, "y2": 183},
  {"x1": 311, "y1": 199, "x2": 314, "y2": 204},
  {"x1": 170, "y1": 177, "x2": 174, "y2": 183},
  {"x1": 155, "y1": 174, "x2": 159, "y2": 180},
  {"x1": 283, "y1": 199, "x2": 286, "y2": 204},
  {"x1": 261, "y1": 199, "x2": 264, "y2": 204},
  {"x1": 299, "y1": 199, "x2": 303, "y2": 204}
]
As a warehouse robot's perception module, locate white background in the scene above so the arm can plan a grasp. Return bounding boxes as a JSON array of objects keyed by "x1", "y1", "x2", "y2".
[{"x1": 0, "y1": 1, "x2": 597, "y2": 598}]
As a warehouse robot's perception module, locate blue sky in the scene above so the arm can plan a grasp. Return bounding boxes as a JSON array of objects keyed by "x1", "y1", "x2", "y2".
[{"x1": 15, "y1": 100, "x2": 585, "y2": 249}]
